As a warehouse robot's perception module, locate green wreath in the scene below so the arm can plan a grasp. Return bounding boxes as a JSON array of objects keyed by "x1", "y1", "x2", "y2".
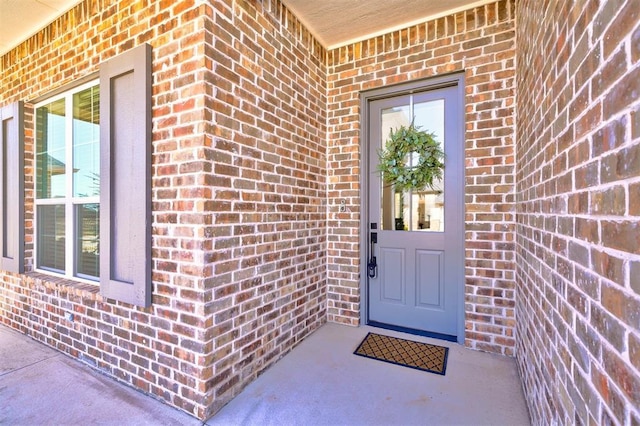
[{"x1": 377, "y1": 122, "x2": 445, "y2": 191}]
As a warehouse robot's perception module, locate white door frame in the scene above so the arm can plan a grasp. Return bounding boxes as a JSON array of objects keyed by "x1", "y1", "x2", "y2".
[{"x1": 358, "y1": 73, "x2": 467, "y2": 343}]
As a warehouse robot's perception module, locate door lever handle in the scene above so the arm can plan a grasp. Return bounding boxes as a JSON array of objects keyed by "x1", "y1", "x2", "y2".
[{"x1": 368, "y1": 232, "x2": 377, "y2": 278}]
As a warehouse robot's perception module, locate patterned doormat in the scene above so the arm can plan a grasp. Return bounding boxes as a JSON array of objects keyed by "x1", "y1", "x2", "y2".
[{"x1": 354, "y1": 332, "x2": 449, "y2": 376}]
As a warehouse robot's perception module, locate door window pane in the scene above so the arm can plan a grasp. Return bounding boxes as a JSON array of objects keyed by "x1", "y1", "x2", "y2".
[
  {"x1": 379, "y1": 98, "x2": 445, "y2": 232},
  {"x1": 76, "y1": 204, "x2": 100, "y2": 278},
  {"x1": 73, "y1": 86, "x2": 100, "y2": 197},
  {"x1": 380, "y1": 105, "x2": 410, "y2": 231},
  {"x1": 36, "y1": 99, "x2": 66, "y2": 198},
  {"x1": 37, "y1": 205, "x2": 65, "y2": 272},
  {"x1": 413, "y1": 99, "x2": 445, "y2": 232}
]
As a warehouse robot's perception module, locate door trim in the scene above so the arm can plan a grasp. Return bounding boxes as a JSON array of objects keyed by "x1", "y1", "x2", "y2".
[{"x1": 359, "y1": 72, "x2": 466, "y2": 343}]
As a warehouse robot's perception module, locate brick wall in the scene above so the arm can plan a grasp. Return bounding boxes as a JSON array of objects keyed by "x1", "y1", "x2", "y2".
[
  {"x1": 13, "y1": 0, "x2": 638, "y2": 422},
  {"x1": 0, "y1": 0, "x2": 327, "y2": 420},
  {"x1": 516, "y1": 0, "x2": 640, "y2": 423},
  {"x1": 199, "y1": 0, "x2": 327, "y2": 416},
  {"x1": 326, "y1": 0, "x2": 517, "y2": 355},
  {"x1": 0, "y1": 0, "x2": 213, "y2": 418}
]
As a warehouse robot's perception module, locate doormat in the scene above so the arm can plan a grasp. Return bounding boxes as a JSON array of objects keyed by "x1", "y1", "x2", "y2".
[{"x1": 354, "y1": 332, "x2": 449, "y2": 376}]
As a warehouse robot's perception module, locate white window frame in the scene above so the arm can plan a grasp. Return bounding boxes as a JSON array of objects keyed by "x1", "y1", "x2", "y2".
[{"x1": 34, "y1": 79, "x2": 100, "y2": 283}]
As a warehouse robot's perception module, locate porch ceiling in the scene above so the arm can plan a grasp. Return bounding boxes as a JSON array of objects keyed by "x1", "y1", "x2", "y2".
[
  {"x1": 0, "y1": 0, "x2": 81, "y2": 55},
  {"x1": 280, "y1": 0, "x2": 496, "y2": 49},
  {"x1": 0, "y1": 0, "x2": 496, "y2": 56}
]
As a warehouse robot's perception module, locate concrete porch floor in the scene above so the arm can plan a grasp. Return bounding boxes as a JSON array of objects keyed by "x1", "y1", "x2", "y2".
[
  {"x1": 0, "y1": 324, "x2": 200, "y2": 425},
  {"x1": 1, "y1": 322, "x2": 530, "y2": 425},
  {"x1": 209, "y1": 323, "x2": 530, "y2": 425}
]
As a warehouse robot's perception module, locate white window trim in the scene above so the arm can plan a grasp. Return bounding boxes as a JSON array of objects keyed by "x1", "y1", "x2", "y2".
[{"x1": 34, "y1": 79, "x2": 100, "y2": 284}]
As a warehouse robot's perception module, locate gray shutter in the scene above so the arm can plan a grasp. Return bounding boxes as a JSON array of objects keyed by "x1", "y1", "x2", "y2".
[
  {"x1": 0, "y1": 102, "x2": 24, "y2": 274},
  {"x1": 99, "y1": 44, "x2": 152, "y2": 307}
]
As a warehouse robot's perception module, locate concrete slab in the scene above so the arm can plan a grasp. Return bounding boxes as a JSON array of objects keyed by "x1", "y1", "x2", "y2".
[
  {"x1": 1, "y1": 322, "x2": 531, "y2": 425},
  {"x1": 0, "y1": 326, "x2": 57, "y2": 374},
  {"x1": 0, "y1": 325, "x2": 200, "y2": 425},
  {"x1": 207, "y1": 323, "x2": 531, "y2": 425}
]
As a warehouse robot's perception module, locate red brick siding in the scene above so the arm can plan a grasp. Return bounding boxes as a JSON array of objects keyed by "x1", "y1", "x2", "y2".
[
  {"x1": 199, "y1": 0, "x2": 327, "y2": 416},
  {"x1": 0, "y1": 0, "x2": 327, "y2": 420},
  {"x1": 0, "y1": 0, "x2": 212, "y2": 418},
  {"x1": 516, "y1": 0, "x2": 640, "y2": 423},
  {"x1": 326, "y1": 0, "x2": 517, "y2": 355}
]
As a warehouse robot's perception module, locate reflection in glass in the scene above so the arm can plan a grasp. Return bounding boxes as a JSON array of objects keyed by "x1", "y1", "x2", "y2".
[
  {"x1": 380, "y1": 105, "x2": 410, "y2": 231},
  {"x1": 380, "y1": 98, "x2": 445, "y2": 232},
  {"x1": 37, "y1": 205, "x2": 65, "y2": 272},
  {"x1": 35, "y1": 83, "x2": 101, "y2": 280},
  {"x1": 36, "y1": 99, "x2": 66, "y2": 198},
  {"x1": 76, "y1": 204, "x2": 100, "y2": 279},
  {"x1": 387, "y1": 188, "x2": 444, "y2": 231},
  {"x1": 73, "y1": 86, "x2": 100, "y2": 197}
]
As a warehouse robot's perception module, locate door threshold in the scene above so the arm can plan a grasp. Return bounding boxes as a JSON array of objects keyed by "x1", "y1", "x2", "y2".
[{"x1": 368, "y1": 321, "x2": 457, "y2": 342}]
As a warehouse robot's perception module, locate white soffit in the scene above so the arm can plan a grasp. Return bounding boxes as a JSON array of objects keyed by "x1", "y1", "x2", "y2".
[
  {"x1": 0, "y1": 0, "x2": 498, "y2": 56},
  {"x1": 0, "y1": 0, "x2": 81, "y2": 55},
  {"x1": 281, "y1": 0, "x2": 497, "y2": 49}
]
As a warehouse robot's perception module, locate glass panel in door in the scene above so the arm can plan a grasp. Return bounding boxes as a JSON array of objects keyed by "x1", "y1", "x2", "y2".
[{"x1": 380, "y1": 99, "x2": 445, "y2": 232}]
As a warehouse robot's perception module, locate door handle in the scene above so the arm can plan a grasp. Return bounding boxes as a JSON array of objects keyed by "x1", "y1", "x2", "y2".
[{"x1": 368, "y1": 232, "x2": 377, "y2": 278}]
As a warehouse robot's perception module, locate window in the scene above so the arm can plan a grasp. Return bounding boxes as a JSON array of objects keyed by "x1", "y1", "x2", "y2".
[
  {"x1": 24, "y1": 43, "x2": 152, "y2": 306},
  {"x1": 35, "y1": 82, "x2": 100, "y2": 281}
]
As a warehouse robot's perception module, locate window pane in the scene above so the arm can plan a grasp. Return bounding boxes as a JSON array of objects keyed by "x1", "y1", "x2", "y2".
[
  {"x1": 413, "y1": 99, "x2": 445, "y2": 232},
  {"x1": 37, "y1": 205, "x2": 65, "y2": 272},
  {"x1": 380, "y1": 105, "x2": 410, "y2": 231},
  {"x1": 76, "y1": 203, "x2": 99, "y2": 279},
  {"x1": 73, "y1": 86, "x2": 100, "y2": 197},
  {"x1": 36, "y1": 99, "x2": 66, "y2": 199}
]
